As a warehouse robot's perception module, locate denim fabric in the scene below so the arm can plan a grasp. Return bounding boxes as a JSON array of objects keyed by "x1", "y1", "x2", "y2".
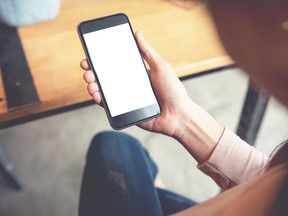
[{"x1": 79, "y1": 131, "x2": 196, "y2": 216}]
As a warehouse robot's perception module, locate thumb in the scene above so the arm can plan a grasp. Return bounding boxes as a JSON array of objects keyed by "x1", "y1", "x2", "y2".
[{"x1": 135, "y1": 31, "x2": 167, "y2": 72}]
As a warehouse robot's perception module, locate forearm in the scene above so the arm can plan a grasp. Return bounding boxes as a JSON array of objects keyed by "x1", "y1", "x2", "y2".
[
  {"x1": 198, "y1": 128, "x2": 269, "y2": 189},
  {"x1": 172, "y1": 101, "x2": 269, "y2": 189},
  {"x1": 172, "y1": 100, "x2": 224, "y2": 164}
]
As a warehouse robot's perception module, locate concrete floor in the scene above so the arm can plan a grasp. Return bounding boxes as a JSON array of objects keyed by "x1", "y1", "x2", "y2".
[{"x1": 0, "y1": 68, "x2": 287, "y2": 216}]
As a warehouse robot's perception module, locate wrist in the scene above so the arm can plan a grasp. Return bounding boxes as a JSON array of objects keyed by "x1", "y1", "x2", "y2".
[{"x1": 172, "y1": 101, "x2": 224, "y2": 164}]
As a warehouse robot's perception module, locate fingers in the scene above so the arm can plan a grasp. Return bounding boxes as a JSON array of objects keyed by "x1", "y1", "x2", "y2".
[
  {"x1": 83, "y1": 70, "x2": 95, "y2": 83},
  {"x1": 135, "y1": 31, "x2": 169, "y2": 72},
  {"x1": 80, "y1": 60, "x2": 102, "y2": 105},
  {"x1": 80, "y1": 59, "x2": 90, "y2": 70},
  {"x1": 87, "y1": 81, "x2": 99, "y2": 94},
  {"x1": 86, "y1": 79, "x2": 102, "y2": 105},
  {"x1": 87, "y1": 83, "x2": 102, "y2": 105}
]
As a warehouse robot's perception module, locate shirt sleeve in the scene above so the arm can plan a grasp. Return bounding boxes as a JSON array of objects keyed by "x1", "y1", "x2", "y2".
[{"x1": 197, "y1": 128, "x2": 269, "y2": 190}]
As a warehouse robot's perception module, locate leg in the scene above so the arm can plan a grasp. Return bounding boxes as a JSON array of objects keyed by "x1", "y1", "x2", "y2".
[
  {"x1": 0, "y1": 144, "x2": 23, "y2": 190},
  {"x1": 79, "y1": 131, "x2": 163, "y2": 216},
  {"x1": 157, "y1": 188, "x2": 197, "y2": 215},
  {"x1": 236, "y1": 80, "x2": 269, "y2": 145}
]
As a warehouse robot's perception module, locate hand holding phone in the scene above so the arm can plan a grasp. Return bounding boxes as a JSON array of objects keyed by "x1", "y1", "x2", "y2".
[
  {"x1": 81, "y1": 30, "x2": 193, "y2": 137},
  {"x1": 77, "y1": 13, "x2": 161, "y2": 129}
]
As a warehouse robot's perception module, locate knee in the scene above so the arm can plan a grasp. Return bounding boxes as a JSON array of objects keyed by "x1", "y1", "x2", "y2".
[
  {"x1": 92, "y1": 131, "x2": 121, "y2": 147},
  {"x1": 91, "y1": 131, "x2": 138, "y2": 148},
  {"x1": 86, "y1": 131, "x2": 141, "y2": 161}
]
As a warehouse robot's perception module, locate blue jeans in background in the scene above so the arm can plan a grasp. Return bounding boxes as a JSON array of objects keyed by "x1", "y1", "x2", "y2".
[{"x1": 79, "y1": 131, "x2": 197, "y2": 216}]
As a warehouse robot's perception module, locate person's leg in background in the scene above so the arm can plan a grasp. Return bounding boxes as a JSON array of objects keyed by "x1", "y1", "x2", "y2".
[
  {"x1": 79, "y1": 131, "x2": 162, "y2": 216},
  {"x1": 78, "y1": 131, "x2": 196, "y2": 216},
  {"x1": 157, "y1": 188, "x2": 197, "y2": 215}
]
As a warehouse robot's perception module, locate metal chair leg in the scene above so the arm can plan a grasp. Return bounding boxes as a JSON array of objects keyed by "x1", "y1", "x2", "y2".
[
  {"x1": 0, "y1": 143, "x2": 23, "y2": 190},
  {"x1": 236, "y1": 80, "x2": 270, "y2": 146}
]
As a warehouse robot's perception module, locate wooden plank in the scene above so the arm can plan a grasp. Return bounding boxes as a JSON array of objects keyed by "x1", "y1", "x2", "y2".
[
  {"x1": 0, "y1": 24, "x2": 40, "y2": 111},
  {"x1": 0, "y1": 0, "x2": 233, "y2": 124}
]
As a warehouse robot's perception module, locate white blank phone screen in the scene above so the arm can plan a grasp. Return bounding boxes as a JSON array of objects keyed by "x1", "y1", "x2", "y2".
[{"x1": 83, "y1": 23, "x2": 157, "y2": 117}]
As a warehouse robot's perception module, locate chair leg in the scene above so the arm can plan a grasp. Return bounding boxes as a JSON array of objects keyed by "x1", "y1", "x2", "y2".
[
  {"x1": 236, "y1": 80, "x2": 270, "y2": 146},
  {"x1": 0, "y1": 144, "x2": 23, "y2": 190}
]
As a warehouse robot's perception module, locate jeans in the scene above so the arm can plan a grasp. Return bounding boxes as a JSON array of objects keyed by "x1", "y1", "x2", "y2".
[{"x1": 79, "y1": 131, "x2": 197, "y2": 216}]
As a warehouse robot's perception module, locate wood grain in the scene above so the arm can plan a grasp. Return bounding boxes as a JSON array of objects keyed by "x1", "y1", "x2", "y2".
[{"x1": 0, "y1": 0, "x2": 232, "y2": 124}]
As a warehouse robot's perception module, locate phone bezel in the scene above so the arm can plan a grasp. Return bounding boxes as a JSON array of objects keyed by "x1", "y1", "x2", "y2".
[{"x1": 77, "y1": 13, "x2": 161, "y2": 129}]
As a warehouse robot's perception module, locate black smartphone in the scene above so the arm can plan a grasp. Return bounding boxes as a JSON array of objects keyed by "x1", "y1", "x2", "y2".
[{"x1": 77, "y1": 13, "x2": 161, "y2": 130}]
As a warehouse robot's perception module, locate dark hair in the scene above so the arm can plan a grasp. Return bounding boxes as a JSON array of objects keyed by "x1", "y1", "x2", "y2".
[
  {"x1": 267, "y1": 141, "x2": 288, "y2": 216},
  {"x1": 268, "y1": 140, "x2": 288, "y2": 169}
]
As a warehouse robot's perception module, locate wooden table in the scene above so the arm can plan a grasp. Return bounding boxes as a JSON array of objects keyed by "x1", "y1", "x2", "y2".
[
  {"x1": 0, "y1": 0, "x2": 233, "y2": 128},
  {"x1": 0, "y1": 0, "x2": 270, "y2": 191}
]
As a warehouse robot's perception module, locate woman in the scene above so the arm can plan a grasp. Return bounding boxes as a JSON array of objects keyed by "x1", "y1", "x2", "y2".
[{"x1": 79, "y1": 1, "x2": 288, "y2": 215}]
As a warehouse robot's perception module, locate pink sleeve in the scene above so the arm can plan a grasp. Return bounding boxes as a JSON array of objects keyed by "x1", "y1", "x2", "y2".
[{"x1": 197, "y1": 128, "x2": 269, "y2": 190}]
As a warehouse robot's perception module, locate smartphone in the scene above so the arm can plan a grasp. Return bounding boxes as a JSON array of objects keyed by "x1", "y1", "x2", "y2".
[{"x1": 77, "y1": 13, "x2": 161, "y2": 130}]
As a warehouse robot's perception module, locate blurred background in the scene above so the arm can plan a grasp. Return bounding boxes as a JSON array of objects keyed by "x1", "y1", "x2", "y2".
[
  {"x1": 0, "y1": 67, "x2": 287, "y2": 216},
  {"x1": 1, "y1": 0, "x2": 288, "y2": 215}
]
